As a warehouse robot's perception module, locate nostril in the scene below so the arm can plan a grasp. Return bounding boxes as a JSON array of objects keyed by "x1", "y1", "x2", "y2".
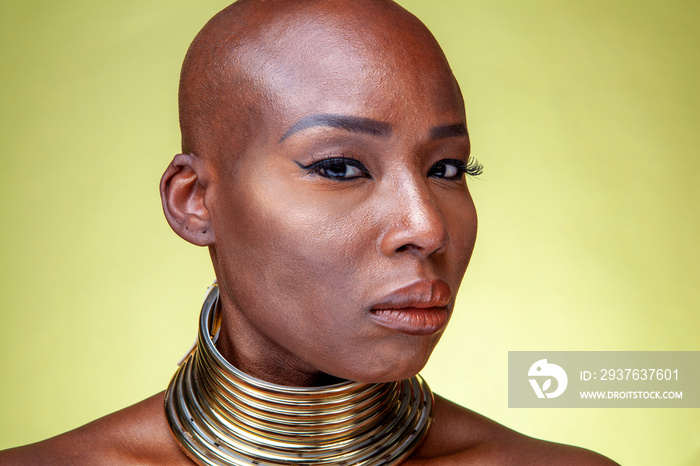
[
  {"x1": 396, "y1": 244, "x2": 410, "y2": 253},
  {"x1": 394, "y1": 241, "x2": 446, "y2": 255}
]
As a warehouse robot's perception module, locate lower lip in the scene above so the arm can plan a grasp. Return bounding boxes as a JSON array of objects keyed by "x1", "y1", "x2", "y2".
[{"x1": 369, "y1": 307, "x2": 449, "y2": 335}]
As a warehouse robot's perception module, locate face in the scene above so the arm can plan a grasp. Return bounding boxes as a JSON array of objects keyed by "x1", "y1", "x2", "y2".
[{"x1": 205, "y1": 12, "x2": 478, "y2": 385}]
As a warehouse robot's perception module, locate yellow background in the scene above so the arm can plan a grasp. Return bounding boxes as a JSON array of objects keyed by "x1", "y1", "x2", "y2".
[{"x1": 1, "y1": 1, "x2": 698, "y2": 464}]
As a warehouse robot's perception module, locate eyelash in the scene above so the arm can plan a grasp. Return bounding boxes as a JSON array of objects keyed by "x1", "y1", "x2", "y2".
[
  {"x1": 428, "y1": 158, "x2": 484, "y2": 180},
  {"x1": 466, "y1": 157, "x2": 485, "y2": 177},
  {"x1": 296, "y1": 157, "x2": 371, "y2": 180},
  {"x1": 296, "y1": 156, "x2": 484, "y2": 181}
]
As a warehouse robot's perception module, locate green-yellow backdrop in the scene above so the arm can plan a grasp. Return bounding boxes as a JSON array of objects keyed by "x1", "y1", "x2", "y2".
[{"x1": 1, "y1": 1, "x2": 698, "y2": 464}]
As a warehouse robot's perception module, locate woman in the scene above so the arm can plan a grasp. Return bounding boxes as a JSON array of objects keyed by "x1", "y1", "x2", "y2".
[{"x1": 0, "y1": 0, "x2": 616, "y2": 464}]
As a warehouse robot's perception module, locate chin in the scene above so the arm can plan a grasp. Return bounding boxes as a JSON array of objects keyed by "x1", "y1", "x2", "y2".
[{"x1": 336, "y1": 350, "x2": 433, "y2": 384}]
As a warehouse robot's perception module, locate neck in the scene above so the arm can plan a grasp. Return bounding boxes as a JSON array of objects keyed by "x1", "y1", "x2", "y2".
[
  {"x1": 164, "y1": 283, "x2": 435, "y2": 466},
  {"x1": 215, "y1": 329, "x2": 345, "y2": 387}
]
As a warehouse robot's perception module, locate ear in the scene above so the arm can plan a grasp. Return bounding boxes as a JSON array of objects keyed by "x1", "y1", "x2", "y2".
[{"x1": 160, "y1": 153, "x2": 215, "y2": 246}]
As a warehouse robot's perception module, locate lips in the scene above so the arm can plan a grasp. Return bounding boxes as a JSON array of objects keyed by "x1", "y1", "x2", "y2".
[{"x1": 370, "y1": 280, "x2": 452, "y2": 335}]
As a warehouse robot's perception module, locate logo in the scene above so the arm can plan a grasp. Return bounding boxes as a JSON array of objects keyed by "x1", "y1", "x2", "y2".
[{"x1": 528, "y1": 359, "x2": 568, "y2": 399}]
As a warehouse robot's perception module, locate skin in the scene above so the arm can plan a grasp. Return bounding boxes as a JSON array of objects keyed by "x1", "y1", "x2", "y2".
[{"x1": 0, "y1": 0, "x2": 618, "y2": 464}]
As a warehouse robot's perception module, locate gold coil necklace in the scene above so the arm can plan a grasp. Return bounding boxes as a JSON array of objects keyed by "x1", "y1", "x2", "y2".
[{"x1": 165, "y1": 284, "x2": 435, "y2": 465}]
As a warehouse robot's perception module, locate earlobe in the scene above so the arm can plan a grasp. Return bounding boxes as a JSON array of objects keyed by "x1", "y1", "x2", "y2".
[{"x1": 160, "y1": 153, "x2": 215, "y2": 246}]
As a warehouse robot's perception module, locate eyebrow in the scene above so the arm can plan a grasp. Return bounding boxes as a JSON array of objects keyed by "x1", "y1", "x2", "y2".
[
  {"x1": 279, "y1": 114, "x2": 392, "y2": 142},
  {"x1": 429, "y1": 123, "x2": 469, "y2": 140}
]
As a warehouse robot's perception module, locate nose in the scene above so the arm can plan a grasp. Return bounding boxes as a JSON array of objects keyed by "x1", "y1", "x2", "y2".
[{"x1": 378, "y1": 175, "x2": 449, "y2": 258}]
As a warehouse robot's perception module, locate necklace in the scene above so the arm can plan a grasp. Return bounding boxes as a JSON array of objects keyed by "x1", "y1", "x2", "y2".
[{"x1": 165, "y1": 284, "x2": 434, "y2": 465}]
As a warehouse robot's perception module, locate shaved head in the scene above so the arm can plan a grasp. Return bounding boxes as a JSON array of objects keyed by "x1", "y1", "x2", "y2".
[
  {"x1": 178, "y1": 0, "x2": 462, "y2": 165},
  {"x1": 162, "y1": 0, "x2": 475, "y2": 385}
]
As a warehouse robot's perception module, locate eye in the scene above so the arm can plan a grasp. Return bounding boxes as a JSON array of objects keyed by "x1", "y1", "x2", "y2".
[
  {"x1": 428, "y1": 157, "x2": 483, "y2": 180},
  {"x1": 429, "y1": 158, "x2": 466, "y2": 180},
  {"x1": 295, "y1": 157, "x2": 371, "y2": 181}
]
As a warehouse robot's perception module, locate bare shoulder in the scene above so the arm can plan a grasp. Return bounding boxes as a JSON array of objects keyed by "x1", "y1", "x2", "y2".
[
  {"x1": 0, "y1": 392, "x2": 191, "y2": 466},
  {"x1": 408, "y1": 394, "x2": 619, "y2": 465},
  {"x1": 1, "y1": 392, "x2": 618, "y2": 466}
]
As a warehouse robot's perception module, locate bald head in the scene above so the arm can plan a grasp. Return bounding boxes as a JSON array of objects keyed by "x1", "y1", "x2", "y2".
[{"x1": 178, "y1": 0, "x2": 461, "y2": 162}]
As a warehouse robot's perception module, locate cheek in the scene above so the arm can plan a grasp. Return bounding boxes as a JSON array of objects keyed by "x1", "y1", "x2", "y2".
[
  {"x1": 445, "y1": 192, "x2": 478, "y2": 276},
  {"x1": 213, "y1": 178, "x2": 376, "y2": 325}
]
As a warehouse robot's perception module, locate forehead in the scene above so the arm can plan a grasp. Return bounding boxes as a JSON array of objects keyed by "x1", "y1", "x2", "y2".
[{"x1": 233, "y1": 8, "x2": 464, "y2": 136}]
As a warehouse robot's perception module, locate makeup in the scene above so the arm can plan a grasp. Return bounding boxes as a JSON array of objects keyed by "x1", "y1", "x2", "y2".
[{"x1": 370, "y1": 280, "x2": 452, "y2": 335}]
